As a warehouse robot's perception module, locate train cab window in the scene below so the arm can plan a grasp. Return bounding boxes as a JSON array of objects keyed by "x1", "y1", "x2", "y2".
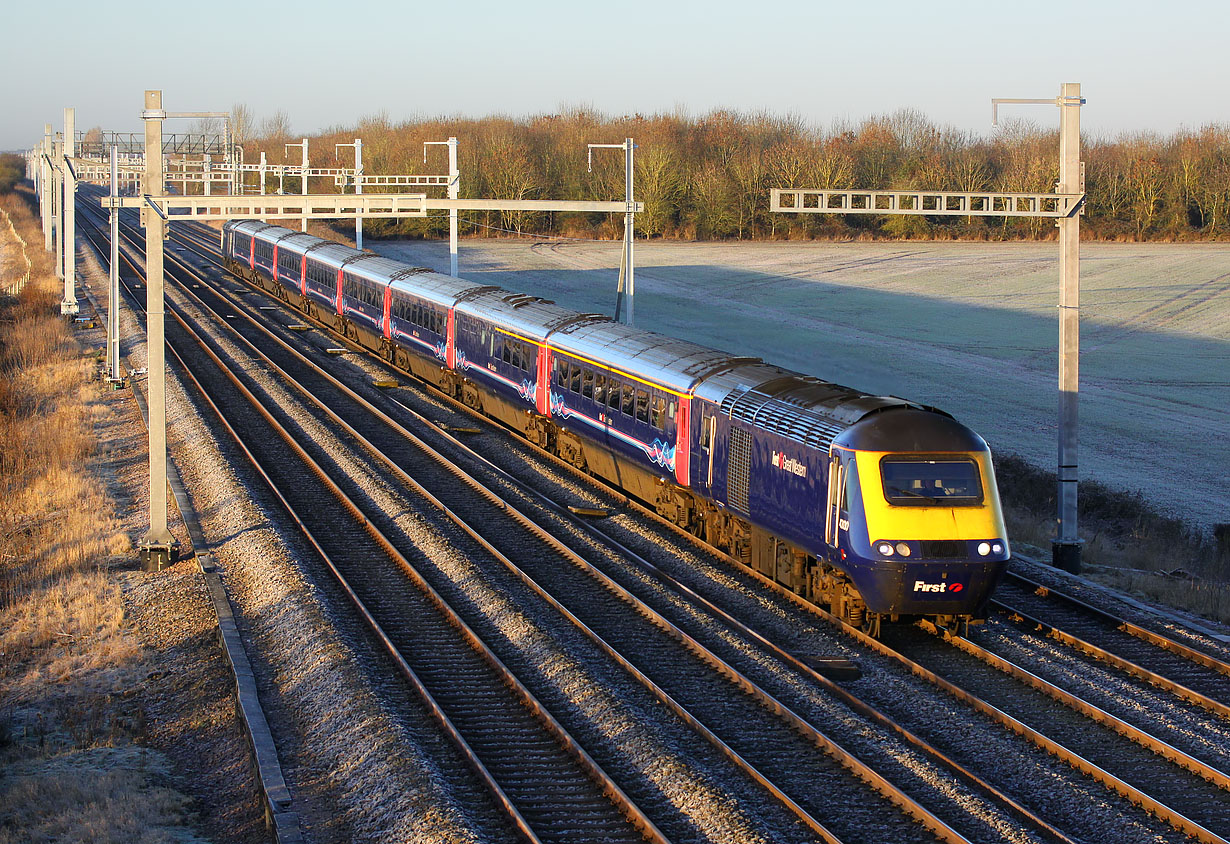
[
  {"x1": 582, "y1": 370, "x2": 594, "y2": 399},
  {"x1": 594, "y1": 375, "x2": 606, "y2": 405},
  {"x1": 650, "y1": 396, "x2": 666, "y2": 429},
  {"x1": 635, "y1": 389, "x2": 650, "y2": 424},
  {"x1": 621, "y1": 384, "x2": 635, "y2": 416},
  {"x1": 880, "y1": 458, "x2": 983, "y2": 506}
]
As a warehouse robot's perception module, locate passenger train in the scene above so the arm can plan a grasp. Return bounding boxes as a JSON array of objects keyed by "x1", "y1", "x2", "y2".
[{"x1": 222, "y1": 220, "x2": 1011, "y2": 635}]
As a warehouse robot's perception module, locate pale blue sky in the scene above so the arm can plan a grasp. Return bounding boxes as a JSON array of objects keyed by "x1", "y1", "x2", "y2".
[{"x1": 4, "y1": 0, "x2": 1226, "y2": 150}]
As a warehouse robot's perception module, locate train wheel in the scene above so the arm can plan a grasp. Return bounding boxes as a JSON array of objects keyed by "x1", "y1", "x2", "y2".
[{"x1": 861, "y1": 613, "x2": 882, "y2": 638}]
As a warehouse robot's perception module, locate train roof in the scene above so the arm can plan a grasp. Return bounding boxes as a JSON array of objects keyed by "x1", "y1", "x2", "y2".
[
  {"x1": 274, "y1": 233, "x2": 324, "y2": 252},
  {"x1": 549, "y1": 320, "x2": 751, "y2": 395},
  {"x1": 834, "y1": 407, "x2": 985, "y2": 453},
  {"x1": 247, "y1": 223, "x2": 301, "y2": 243},
  {"x1": 304, "y1": 242, "x2": 363, "y2": 269},
  {"x1": 454, "y1": 288, "x2": 590, "y2": 342},
  {"x1": 225, "y1": 219, "x2": 278, "y2": 236},
  {"x1": 389, "y1": 272, "x2": 493, "y2": 306},
  {"x1": 344, "y1": 254, "x2": 411, "y2": 281},
  {"x1": 694, "y1": 361, "x2": 928, "y2": 451}
]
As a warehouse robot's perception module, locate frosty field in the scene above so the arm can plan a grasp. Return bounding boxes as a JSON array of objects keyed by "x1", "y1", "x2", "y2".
[{"x1": 373, "y1": 238, "x2": 1230, "y2": 532}]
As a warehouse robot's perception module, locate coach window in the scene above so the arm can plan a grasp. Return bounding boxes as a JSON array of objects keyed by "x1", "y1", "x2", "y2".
[
  {"x1": 668, "y1": 399, "x2": 676, "y2": 420},
  {"x1": 621, "y1": 384, "x2": 635, "y2": 416},
  {"x1": 555, "y1": 359, "x2": 568, "y2": 387},
  {"x1": 650, "y1": 395, "x2": 666, "y2": 429},
  {"x1": 501, "y1": 338, "x2": 511, "y2": 364},
  {"x1": 594, "y1": 375, "x2": 606, "y2": 404},
  {"x1": 608, "y1": 379, "x2": 621, "y2": 409},
  {"x1": 570, "y1": 364, "x2": 582, "y2": 393},
  {"x1": 582, "y1": 369, "x2": 594, "y2": 399},
  {"x1": 635, "y1": 389, "x2": 650, "y2": 423}
]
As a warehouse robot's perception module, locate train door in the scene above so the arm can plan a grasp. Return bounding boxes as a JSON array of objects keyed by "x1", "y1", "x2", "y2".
[
  {"x1": 698, "y1": 406, "x2": 717, "y2": 492},
  {"x1": 825, "y1": 450, "x2": 846, "y2": 554}
]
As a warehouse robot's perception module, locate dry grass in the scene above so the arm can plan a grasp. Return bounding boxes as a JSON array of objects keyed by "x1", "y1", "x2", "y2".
[
  {"x1": 0, "y1": 186, "x2": 199, "y2": 841},
  {"x1": 997, "y1": 454, "x2": 1230, "y2": 625}
]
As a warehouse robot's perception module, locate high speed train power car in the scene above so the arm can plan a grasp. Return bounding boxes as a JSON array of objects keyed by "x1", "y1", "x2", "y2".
[{"x1": 223, "y1": 220, "x2": 1011, "y2": 635}]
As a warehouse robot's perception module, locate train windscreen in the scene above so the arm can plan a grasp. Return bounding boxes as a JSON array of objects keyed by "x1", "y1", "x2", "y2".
[{"x1": 880, "y1": 458, "x2": 982, "y2": 506}]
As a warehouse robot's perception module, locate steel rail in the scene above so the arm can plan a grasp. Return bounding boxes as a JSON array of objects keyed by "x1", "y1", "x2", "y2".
[
  {"x1": 77, "y1": 205, "x2": 667, "y2": 844},
  {"x1": 992, "y1": 597, "x2": 1230, "y2": 721},
  {"x1": 999, "y1": 570, "x2": 1230, "y2": 678},
  {"x1": 710, "y1": 555, "x2": 1230, "y2": 844}
]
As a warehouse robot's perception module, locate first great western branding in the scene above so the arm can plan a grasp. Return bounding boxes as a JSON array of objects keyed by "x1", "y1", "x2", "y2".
[{"x1": 771, "y1": 451, "x2": 807, "y2": 478}]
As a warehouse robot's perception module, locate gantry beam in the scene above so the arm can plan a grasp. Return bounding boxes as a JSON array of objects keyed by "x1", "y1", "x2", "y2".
[
  {"x1": 342, "y1": 174, "x2": 451, "y2": 187},
  {"x1": 770, "y1": 188, "x2": 1085, "y2": 218},
  {"x1": 98, "y1": 194, "x2": 642, "y2": 220}
]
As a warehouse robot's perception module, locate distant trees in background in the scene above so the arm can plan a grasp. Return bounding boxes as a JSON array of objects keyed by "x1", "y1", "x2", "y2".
[
  {"x1": 0, "y1": 154, "x2": 23, "y2": 194},
  {"x1": 233, "y1": 106, "x2": 1230, "y2": 242}
]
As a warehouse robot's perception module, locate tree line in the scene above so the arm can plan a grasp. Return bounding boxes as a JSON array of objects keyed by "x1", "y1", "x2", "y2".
[{"x1": 234, "y1": 107, "x2": 1230, "y2": 242}]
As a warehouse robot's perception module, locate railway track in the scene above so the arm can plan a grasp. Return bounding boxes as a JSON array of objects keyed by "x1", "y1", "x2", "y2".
[
  {"x1": 77, "y1": 203, "x2": 665, "y2": 844},
  {"x1": 87, "y1": 198, "x2": 1074, "y2": 844},
  {"x1": 992, "y1": 570, "x2": 1230, "y2": 716},
  {"x1": 80, "y1": 195, "x2": 1230, "y2": 843}
]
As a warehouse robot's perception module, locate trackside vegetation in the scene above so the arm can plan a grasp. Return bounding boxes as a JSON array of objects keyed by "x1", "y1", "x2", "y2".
[
  {"x1": 0, "y1": 184, "x2": 207, "y2": 842},
  {"x1": 229, "y1": 107, "x2": 1230, "y2": 243}
]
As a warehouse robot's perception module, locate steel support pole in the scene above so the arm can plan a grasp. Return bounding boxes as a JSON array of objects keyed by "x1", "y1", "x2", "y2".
[
  {"x1": 259, "y1": 152, "x2": 267, "y2": 222},
  {"x1": 52, "y1": 136, "x2": 62, "y2": 279},
  {"x1": 109, "y1": 145, "x2": 122, "y2": 383},
  {"x1": 300, "y1": 138, "x2": 308, "y2": 232},
  {"x1": 60, "y1": 108, "x2": 78, "y2": 315},
  {"x1": 355, "y1": 139, "x2": 364, "y2": 250},
  {"x1": 140, "y1": 90, "x2": 175, "y2": 570},
  {"x1": 623, "y1": 137, "x2": 635, "y2": 326},
  {"x1": 203, "y1": 154, "x2": 210, "y2": 196},
  {"x1": 448, "y1": 137, "x2": 458, "y2": 277},
  {"x1": 41, "y1": 125, "x2": 53, "y2": 251},
  {"x1": 1053, "y1": 82, "x2": 1083, "y2": 573}
]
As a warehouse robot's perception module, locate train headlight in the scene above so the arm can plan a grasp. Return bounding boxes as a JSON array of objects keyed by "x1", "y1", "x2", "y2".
[
  {"x1": 992, "y1": 542, "x2": 1004, "y2": 555},
  {"x1": 895, "y1": 542, "x2": 911, "y2": 557},
  {"x1": 877, "y1": 542, "x2": 895, "y2": 556},
  {"x1": 977, "y1": 542, "x2": 991, "y2": 556}
]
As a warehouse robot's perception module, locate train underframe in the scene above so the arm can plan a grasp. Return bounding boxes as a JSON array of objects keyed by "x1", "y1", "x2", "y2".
[{"x1": 232, "y1": 261, "x2": 971, "y2": 637}]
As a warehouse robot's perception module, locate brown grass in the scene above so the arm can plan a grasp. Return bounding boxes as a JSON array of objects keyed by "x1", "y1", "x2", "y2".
[
  {"x1": 997, "y1": 453, "x2": 1230, "y2": 625},
  {"x1": 0, "y1": 185, "x2": 196, "y2": 840}
]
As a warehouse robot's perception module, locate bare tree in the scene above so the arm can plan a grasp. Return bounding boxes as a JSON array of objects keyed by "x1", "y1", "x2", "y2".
[
  {"x1": 259, "y1": 110, "x2": 293, "y2": 143},
  {"x1": 230, "y1": 103, "x2": 253, "y2": 148}
]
